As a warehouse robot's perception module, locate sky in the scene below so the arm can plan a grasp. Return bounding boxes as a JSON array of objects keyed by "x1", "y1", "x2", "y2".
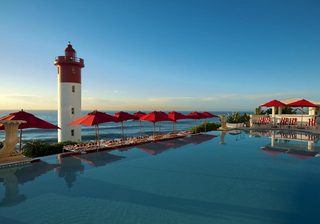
[{"x1": 0, "y1": 0, "x2": 319, "y2": 111}]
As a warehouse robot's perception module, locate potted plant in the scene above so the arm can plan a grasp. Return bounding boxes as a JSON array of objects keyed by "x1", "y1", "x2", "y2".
[{"x1": 226, "y1": 112, "x2": 250, "y2": 128}]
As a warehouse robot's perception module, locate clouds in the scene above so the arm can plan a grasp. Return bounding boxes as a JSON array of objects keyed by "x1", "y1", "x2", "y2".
[{"x1": 0, "y1": 94, "x2": 56, "y2": 110}]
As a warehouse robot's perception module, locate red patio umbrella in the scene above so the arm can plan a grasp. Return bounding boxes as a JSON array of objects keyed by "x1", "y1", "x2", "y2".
[
  {"x1": 140, "y1": 111, "x2": 170, "y2": 135},
  {"x1": 69, "y1": 110, "x2": 118, "y2": 147},
  {"x1": 168, "y1": 111, "x2": 187, "y2": 132},
  {"x1": 287, "y1": 99, "x2": 318, "y2": 127},
  {"x1": 186, "y1": 112, "x2": 206, "y2": 132},
  {"x1": 201, "y1": 112, "x2": 219, "y2": 132},
  {"x1": 0, "y1": 110, "x2": 59, "y2": 150},
  {"x1": 186, "y1": 111, "x2": 205, "y2": 120},
  {"x1": 133, "y1": 111, "x2": 146, "y2": 134},
  {"x1": 113, "y1": 111, "x2": 136, "y2": 138},
  {"x1": 260, "y1": 100, "x2": 286, "y2": 107},
  {"x1": 133, "y1": 111, "x2": 146, "y2": 119}
]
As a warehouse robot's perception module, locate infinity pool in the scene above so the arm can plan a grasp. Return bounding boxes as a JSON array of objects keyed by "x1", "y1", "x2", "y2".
[{"x1": 1, "y1": 131, "x2": 320, "y2": 224}]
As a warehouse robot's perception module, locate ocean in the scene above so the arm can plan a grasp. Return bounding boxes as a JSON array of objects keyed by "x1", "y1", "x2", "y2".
[{"x1": 0, "y1": 110, "x2": 241, "y2": 143}]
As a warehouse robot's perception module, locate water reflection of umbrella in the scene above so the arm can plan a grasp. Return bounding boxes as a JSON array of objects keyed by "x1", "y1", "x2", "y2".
[
  {"x1": 138, "y1": 142, "x2": 173, "y2": 155},
  {"x1": 0, "y1": 161, "x2": 58, "y2": 207},
  {"x1": 168, "y1": 111, "x2": 187, "y2": 132},
  {"x1": 69, "y1": 110, "x2": 118, "y2": 147},
  {"x1": 73, "y1": 151, "x2": 125, "y2": 167},
  {"x1": 287, "y1": 99, "x2": 317, "y2": 127},
  {"x1": 260, "y1": 146, "x2": 287, "y2": 157},
  {"x1": 0, "y1": 110, "x2": 59, "y2": 150},
  {"x1": 113, "y1": 111, "x2": 136, "y2": 138},
  {"x1": 158, "y1": 138, "x2": 190, "y2": 149},
  {"x1": 140, "y1": 111, "x2": 170, "y2": 135},
  {"x1": 182, "y1": 134, "x2": 217, "y2": 145},
  {"x1": 287, "y1": 149, "x2": 317, "y2": 159}
]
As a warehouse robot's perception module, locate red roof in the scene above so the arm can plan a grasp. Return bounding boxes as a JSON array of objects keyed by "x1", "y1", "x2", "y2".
[
  {"x1": 260, "y1": 100, "x2": 286, "y2": 107},
  {"x1": 286, "y1": 99, "x2": 317, "y2": 107}
]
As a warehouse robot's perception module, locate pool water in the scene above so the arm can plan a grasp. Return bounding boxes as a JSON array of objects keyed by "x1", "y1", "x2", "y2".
[{"x1": 1, "y1": 131, "x2": 320, "y2": 224}]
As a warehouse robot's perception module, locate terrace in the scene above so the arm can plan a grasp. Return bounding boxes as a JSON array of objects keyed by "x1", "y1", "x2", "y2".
[{"x1": 250, "y1": 98, "x2": 320, "y2": 129}]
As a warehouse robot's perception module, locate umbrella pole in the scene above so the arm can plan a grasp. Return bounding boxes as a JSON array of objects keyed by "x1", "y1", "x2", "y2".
[
  {"x1": 153, "y1": 122, "x2": 155, "y2": 136},
  {"x1": 172, "y1": 122, "x2": 174, "y2": 133},
  {"x1": 19, "y1": 128, "x2": 22, "y2": 151},
  {"x1": 204, "y1": 119, "x2": 207, "y2": 132},
  {"x1": 97, "y1": 124, "x2": 100, "y2": 150},
  {"x1": 139, "y1": 120, "x2": 142, "y2": 135},
  {"x1": 121, "y1": 122, "x2": 124, "y2": 139}
]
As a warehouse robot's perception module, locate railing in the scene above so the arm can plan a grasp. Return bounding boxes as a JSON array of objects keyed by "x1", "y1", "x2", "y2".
[
  {"x1": 55, "y1": 56, "x2": 83, "y2": 63},
  {"x1": 250, "y1": 114, "x2": 318, "y2": 129}
]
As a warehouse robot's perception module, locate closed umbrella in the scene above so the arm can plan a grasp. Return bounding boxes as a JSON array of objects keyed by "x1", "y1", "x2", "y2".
[
  {"x1": 69, "y1": 110, "x2": 118, "y2": 148},
  {"x1": 0, "y1": 110, "x2": 59, "y2": 150},
  {"x1": 113, "y1": 111, "x2": 136, "y2": 138},
  {"x1": 140, "y1": 111, "x2": 170, "y2": 135},
  {"x1": 168, "y1": 111, "x2": 187, "y2": 132}
]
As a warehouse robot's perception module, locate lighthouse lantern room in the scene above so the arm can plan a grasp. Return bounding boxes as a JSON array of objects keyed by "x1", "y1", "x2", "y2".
[{"x1": 54, "y1": 42, "x2": 84, "y2": 142}]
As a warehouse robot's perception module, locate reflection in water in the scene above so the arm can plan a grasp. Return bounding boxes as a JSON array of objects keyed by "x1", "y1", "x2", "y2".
[
  {"x1": 56, "y1": 156, "x2": 85, "y2": 188},
  {"x1": 138, "y1": 134, "x2": 217, "y2": 155},
  {"x1": 0, "y1": 161, "x2": 58, "y2": 207},
  {"x1": 253, "y1": 130, "x2": 320, "y2": 159},
  {"x1": 56, "y1": 152, "x2": 125, "y2": 188}
]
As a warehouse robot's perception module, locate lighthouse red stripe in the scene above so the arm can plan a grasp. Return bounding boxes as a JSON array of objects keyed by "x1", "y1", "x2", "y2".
[{"x1": 60, "y1": 73, "x2": 81, "y2": 83}]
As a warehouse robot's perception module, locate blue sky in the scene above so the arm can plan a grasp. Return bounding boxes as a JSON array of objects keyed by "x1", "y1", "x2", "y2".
[{"x1": 0, "y1": 0, "x2": 319, "y2": 111}]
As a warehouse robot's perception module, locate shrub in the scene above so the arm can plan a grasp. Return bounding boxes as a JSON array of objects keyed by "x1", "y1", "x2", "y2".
[
  {"x1": 226, "y1": 112, "x2": 250, "y2": 124},
  {"x1": 0, "y1": 141, "x2": 3, "y2": 148},
  {"x1": 189, "y1": 122, "x2": 220, "y2": 134},
  {"x1": 22, "y1": 140, "x2": 78, "y2": 158}
]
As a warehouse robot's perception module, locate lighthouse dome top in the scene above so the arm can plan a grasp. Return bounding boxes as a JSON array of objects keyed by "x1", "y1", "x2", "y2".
[{"x1": 65, "y1": 42, "x2": 76, "y2": 56}]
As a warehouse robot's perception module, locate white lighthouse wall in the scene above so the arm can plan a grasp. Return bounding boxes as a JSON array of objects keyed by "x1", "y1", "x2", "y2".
[{"x1": 58, "y1": 82, "x2": 81, "y2": 142}]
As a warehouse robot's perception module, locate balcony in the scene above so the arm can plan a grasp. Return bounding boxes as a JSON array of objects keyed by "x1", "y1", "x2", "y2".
[{"x1": 54, "y1": 56, "x2": 84, "y2": 67}]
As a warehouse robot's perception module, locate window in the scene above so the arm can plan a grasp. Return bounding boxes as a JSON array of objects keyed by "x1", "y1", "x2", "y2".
[
  {"x1": 71, "y1": 107, "x2": 74, "y2": 114},
  {"x1": 71, "y1": 129, "x2": 74, "y2": 136},
  {"x1": 72, "y1": 67, "x2": 76, "y2": 74},
  {"x1": 72, "y1": 85, "x2": 75, "y2": 93},
  {"x1": 57, "y1": 67, "x2": 60, "y2": 74}
]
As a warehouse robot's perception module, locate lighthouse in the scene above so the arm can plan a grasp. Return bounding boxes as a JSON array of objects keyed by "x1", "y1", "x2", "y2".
[{"x1": 54, "y1": 42, "x2": 84, "y2": 142}]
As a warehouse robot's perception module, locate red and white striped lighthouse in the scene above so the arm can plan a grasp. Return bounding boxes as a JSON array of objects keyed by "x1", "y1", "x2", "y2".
[{"x1": 54, "y1": 42, "x2": 84, "y2": 142}]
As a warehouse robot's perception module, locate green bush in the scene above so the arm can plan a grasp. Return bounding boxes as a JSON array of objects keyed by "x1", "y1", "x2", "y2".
[
  {"x1": 189, "y1": 122, "x2": 220, "y2": 134},
  {"x1": 226, "y1": 112, "x2": 250, "y2": 124},
  {"x1": 22, "y1": 140, "x2": 78, "y2": 158}
]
